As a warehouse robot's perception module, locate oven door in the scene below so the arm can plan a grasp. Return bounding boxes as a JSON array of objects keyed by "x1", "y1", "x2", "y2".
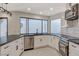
[{"x1": 59, "y1": 41, "x2": 69, "y2": 56}]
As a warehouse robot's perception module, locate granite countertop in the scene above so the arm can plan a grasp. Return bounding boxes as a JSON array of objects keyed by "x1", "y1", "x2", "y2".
[
  {"x1": 0, "y1": 35, "x2": 24, "y2": 46},
  {"x1": 0, "y1": 33, "x2": 79, "y2": 46},
  {"x1": 69, "y1": 39, "x2": 79, "y2": 45},
  {"x1": 24, "y1": 33, "x2": 79, "y2": 44},
  {"x1": 52, "y1": 34, "x2": 79, "y2": 45},
  {"x1": 21, "y1": 33, "x2": 51, "y2": 36}
]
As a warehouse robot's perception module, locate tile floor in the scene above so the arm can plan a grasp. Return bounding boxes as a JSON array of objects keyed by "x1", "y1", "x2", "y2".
[{"x1": 21, "y1": 47, "x2": 60, "y2": 56}]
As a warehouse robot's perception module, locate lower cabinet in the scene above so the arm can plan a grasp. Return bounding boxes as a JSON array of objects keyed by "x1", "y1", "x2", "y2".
[
  {"x1": 49, "y1": 36, "x2": 59, "y2": 51},
  {"x1": 69, "y1": 42, "x2": 79, "y2": 56},
  {"x1": 34, "y1": 35, "x2": 50, "y2": 48},
  {"x1": 0, "y1": 42, "x2": 12, "y2": 56},
  {"x1": 34, "y1": 35, "x2": 59, "y2": 51},
  {"x1": 17, "y1": 37, "x2": 24, "y2": 55},
  {"x1": 0, "y1": 37, "x2": 24, "y2": 56}
]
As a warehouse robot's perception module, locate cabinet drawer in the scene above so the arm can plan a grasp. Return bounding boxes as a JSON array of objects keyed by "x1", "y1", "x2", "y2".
[
  {"x1": 1, "y1": 43, "x2": 11, "y2": 51},
  {"x1": 69, "y1": 42, "x2": 79, "y2": 50},
  {"x1": 1, "y1": 43, "x2": 11, "y2": 56},
  {"x1": 69, "y1": 42, "x2": 79, "y2": 56},
  {"x1": 1, "y1": 52, "x2": 11, "y2": 56}
]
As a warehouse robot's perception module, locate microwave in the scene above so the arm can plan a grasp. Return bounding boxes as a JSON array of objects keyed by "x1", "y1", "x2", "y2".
[{"x1": 65, "y1": 4, "x2": 78, "y2": 20}]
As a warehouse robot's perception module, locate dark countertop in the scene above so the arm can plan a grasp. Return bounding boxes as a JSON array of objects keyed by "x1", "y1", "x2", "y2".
[
  {"x1": 0, "y1": 33, "x2": 79, "y2": 46},
  {"x1": 0, "y1": 35, "x2": 24, "y2": 46},
  {"x1": 21, "y1": 33, "x2": 51, "y2": 36},
  {"x1": 69, "y1": 39, "x2": 79, "y2": 45}
]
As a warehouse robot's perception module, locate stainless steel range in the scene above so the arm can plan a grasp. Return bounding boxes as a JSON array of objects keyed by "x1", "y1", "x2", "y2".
[{"x1": 59, "y1": 35, "x2": 70, "y2": 56}]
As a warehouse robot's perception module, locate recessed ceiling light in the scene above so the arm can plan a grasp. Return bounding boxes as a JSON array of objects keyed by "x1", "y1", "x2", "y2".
[
  {"x1": 50, "y1": 8, "x2": 53, "y2": 11},
  {"x1": 39, "y1": 12, "x2": 42, "y2": 14},
  {"x1": 27, "y1": 8, "x2": 31, "y2": 11}
]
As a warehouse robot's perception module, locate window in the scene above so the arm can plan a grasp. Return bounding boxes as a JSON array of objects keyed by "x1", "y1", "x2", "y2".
[
  {"x1": 20, "y1": 17, "x2": 48, "y2": 34},
  {"x1": 51, "y1": 19, "x2": 61, "y2": 34},
  {"x1": 29, "y1": 19, "x2": 42, "y2": 33},
  {"x1": 20, "y1": 18, "x2": 27, "y2": 34},
  {"x1": 0, "y1": 18, "x2": 8, "y2": 43},
  {"x1": 43, "y1": 20, "x2": 48, "y2": 33}
]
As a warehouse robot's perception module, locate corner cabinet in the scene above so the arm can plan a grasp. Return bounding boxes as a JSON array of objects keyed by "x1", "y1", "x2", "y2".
[
  {"x1": 69, "y1": 42, "x2": 79, "y2": 56},
  {"x1": 0, "y1": 37, "x2": 24, "y2": 56}
]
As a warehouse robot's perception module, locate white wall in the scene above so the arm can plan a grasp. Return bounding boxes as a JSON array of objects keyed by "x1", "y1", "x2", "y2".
[{"x1": 0, "y1": 11, "x2": 49, "y2": 35}]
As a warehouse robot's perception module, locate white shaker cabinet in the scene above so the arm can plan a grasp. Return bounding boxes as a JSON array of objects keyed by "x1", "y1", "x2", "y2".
[
  {"x1": 0, "y1": 37, "x2": 24, "y2": 56},
  {"x1": 69, "y1": 42, "x2": 79, "y2": 56},
  {"x1": 34, "y1": 35, "x2": 50, "y2": 48},
  {"x1": 17, "y1": 37, "x2": 24, "y2": 55},
  {"x1": 0, "y1": 42, "x2": 12, "y2": 56},
  {"x1": 49, "y1": 36, "x2": 59, "y2": 51}
]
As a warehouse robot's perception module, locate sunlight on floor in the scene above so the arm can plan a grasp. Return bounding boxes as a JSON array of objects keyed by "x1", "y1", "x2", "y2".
[{"x1": 21, "y1": 47, "x2": 60, "y2": 56}]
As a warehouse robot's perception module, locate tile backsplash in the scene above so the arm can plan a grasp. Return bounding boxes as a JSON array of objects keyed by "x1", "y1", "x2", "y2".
[
  {"x1": 61, "y1": 3, "x2": 79, "y2": 37},
  {"x1": 61, "y1": 27, "x2": 79, "y2": 37}
]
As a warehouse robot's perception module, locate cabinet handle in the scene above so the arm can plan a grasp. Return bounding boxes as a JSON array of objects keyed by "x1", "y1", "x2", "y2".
[
  {"x1": 4, "y1": 46, "x2": 9, "y2": 49},
  {"x1": 16, "y1": 45, "x2": 18, "y2": 50},
  {"x1": 40, "y1": 39, "x2": 42, "y2": 41},
  {"x1": 72, "y1": 45, "x2": 76, "y2": 48}
]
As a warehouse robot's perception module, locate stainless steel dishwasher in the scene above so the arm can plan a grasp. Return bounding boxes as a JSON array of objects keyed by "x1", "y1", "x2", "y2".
[{"x1": 24, "y1": 36, "x2": 34, "y2": 51}]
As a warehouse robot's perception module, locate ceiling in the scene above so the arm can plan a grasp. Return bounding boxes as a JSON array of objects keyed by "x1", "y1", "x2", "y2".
[{"x1": 0, "y1": 3, "x2": 66, "y2": 16}]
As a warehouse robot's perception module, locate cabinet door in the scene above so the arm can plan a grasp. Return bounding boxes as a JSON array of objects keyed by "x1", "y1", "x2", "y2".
[
  {"x1": 20, "y1": 37, "x2": 24, "y2": 52},
  {"x1": 34, "y1": 36, "x2": 42, "y2": 48},
  {"x1": 69, "y1": 42, "x2": 79, "y2": 56},
  {"x1": 16, "y1": 38, "x2": 24, "y2": 56},
  {"x1": 0, "y1": 38, "x2": 24, "y2": 56},
  {"x1": 51, "y1": 36, "x2": 59, "y2": 51},
  {"x1": 1, "y1": 43, "x2": 12, "y2": 56},
  {"x1": 18, "y1": 37, "x2": 24, "y2": 55},
  {"x1": 34, "y1": 35, "x2": 49, "y2": 48},
  {"x1": 11, "y1": 40, "x2": 19, "y2": 56},
  {"x1": 41, "y1": 35, "x2": 50, "y2": 46}
]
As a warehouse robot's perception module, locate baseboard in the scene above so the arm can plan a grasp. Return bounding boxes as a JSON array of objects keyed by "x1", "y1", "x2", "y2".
[{"x1": 24, "y1": 48, "x2": 34, "y2": 51}]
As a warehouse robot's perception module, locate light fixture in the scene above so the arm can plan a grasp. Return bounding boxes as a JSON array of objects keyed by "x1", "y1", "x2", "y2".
[
  {"x1": 0, "y1": 3, "x2": 12, "y2": 16},
  {"x1": 50, "y1": 8, "x2": 53, "y2": 11},
  {"x1": 27, "y1": 8, "x2": 31, "y2": 11},
  {"x1": 39, "y1": 12, "x2": 42, "y2": 14}
]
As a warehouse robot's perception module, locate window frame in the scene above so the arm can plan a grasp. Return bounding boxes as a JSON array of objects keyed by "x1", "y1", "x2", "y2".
[
  {"x1": 20, "y1": 17, "x2": 48, "y2": 34},
  {"x1": 0, "y1": 17, "x2": 8, "y2": 42}
]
